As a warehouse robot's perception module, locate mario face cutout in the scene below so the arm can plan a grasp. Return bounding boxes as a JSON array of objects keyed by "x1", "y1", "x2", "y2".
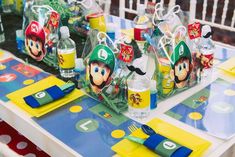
[
  {"x1": 170, "y1": 41, "x2": 192, "y2": 89},
  {"x1": 88, "y1": 45, "x2": 115, "y2": 94},
  {"x1": 25, "y1": 21, "x2": 46, "y2": 61}
]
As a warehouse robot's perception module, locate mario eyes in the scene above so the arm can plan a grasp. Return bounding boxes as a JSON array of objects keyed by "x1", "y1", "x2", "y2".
[
  {"x1": 30, "y1": 40, "x2": 33, "y2": 47},
  {"x1": 36, "y1": 43, "x2": 39, "y2": 49},
  {"x1": 29, "y1": 40, "x2": 40, "y2": 50},
  {"x1": 94, "y1": 66, "x2": 106, "y2": 76}
]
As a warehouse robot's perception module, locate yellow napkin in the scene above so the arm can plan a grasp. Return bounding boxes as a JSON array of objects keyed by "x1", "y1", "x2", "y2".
[
  {"x1": 7, "y1": 76, "x2": 85, "y2": 117},
  {"x1": 217, "y1": 57, "x2": 235, "y2": 76},
  {"x1": 112, "y1": 118, "x2": 211, "y2": 157}
]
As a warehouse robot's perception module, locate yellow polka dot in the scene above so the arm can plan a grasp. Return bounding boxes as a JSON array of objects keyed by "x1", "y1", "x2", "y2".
[
  {"x1": 23, "y1": 79, "x2": 35, "y2": 85},
  {"x1": 188, "y1": 112, "x2": 203, "y2": 120},
  {"x1": 224, "y1": 89, "x2": 235, "y2": 96},
  {"x1": 69, "y1": 106, "x2": 83, "y2": 113},
  {"x1": 111, "y1": 130, "x2": 125, "y2": 139},
  {"x1": 0, "y1": 52, "x2": 3, "y2": 58},
  {"x1": 0, "y1": 65, "x2": 6, "y2": 70}
]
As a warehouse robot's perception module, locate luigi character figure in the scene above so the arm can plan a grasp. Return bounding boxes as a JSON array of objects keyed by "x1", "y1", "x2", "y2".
[
  {"x1": 88, "y1": 45, "x2": 115, "y2": 94},
  {"x1": 170, "y1": 41, "x2": 192, "y2": 89},
  {"x1": 25, "y1": 21, "x2": 46, "y2": 61}
]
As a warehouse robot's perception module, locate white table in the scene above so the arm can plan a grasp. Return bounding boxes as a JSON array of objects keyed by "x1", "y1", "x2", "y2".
[{"x1": 1, "y1": 43, "x2": 235, "y2": 157}]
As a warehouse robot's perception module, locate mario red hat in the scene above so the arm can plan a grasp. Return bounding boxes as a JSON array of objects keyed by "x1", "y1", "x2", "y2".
[{"x1": 25, "y1": 21, "x2": 46, "y2": 45}]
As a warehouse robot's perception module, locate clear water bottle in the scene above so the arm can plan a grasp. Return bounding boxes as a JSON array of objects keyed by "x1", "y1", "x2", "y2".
[
  {"x1": 127, "y1": 74, "x2": 150, "y2": 119},
  {"x1": 0, "y1": 15, "x2": 5, "y2": 43},
  {"x1": 133, "y1": 4, "x2": 151, "y2": 42},
  {"x1": 57, "y1": 26, "x2": 76, "y2": 78}
]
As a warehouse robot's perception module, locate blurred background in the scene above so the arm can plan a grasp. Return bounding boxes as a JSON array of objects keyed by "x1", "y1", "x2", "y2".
[{"x1": 108, "y1": 0, "x2": 235, "y2": 46}]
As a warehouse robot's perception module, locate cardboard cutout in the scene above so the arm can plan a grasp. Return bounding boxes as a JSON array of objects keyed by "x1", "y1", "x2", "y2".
[
  {"x1": 25, "y1": 21, "x2": 46, "y2": 61},
  {"x1": 170, "y1": 41, "x2": 192, "y2": 88},
  {"x1": 88, "y1": 45, "x2": 115, "y2": 94}
]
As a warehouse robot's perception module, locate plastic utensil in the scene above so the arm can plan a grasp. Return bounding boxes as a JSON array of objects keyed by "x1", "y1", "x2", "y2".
[{"x1": 141, "y1": 124, "x2": 156, "y2": 135}]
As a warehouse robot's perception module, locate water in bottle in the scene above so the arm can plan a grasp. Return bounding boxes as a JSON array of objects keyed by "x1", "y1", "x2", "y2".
[
  {"x1": 57, "y1": 26, "x2": 76, "y2": 78},
  {"x1": 133, "y1": 4, "x2": 151, "y2": 42}
]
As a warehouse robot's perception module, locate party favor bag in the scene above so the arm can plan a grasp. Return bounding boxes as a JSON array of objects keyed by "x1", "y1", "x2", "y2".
[
  {"x1": 150, "y1": 3, "x2": 202, "y2": 99},
  {"x1": 22, "y1": 0, "x2": 61, "y2": 67}
]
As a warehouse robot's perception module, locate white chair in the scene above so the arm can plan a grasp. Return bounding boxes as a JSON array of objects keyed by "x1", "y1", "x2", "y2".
[
  {"x1": 97, "y1": 0, "x2": 111, "y2": 14},
  {"x1": 119, "y1": 0, "x2": 176, "y2": 19},
  {"x1": 189, "y1": 0, "x2": 235, "y2": 47},
  {"x1": 189, "y1": 0, "x2": 235, "y2": 32}
]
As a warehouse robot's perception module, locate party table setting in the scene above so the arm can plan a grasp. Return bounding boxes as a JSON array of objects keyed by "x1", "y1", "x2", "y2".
[{"x1": 0, "y1": 0, "x2": 235, "y2": 157}]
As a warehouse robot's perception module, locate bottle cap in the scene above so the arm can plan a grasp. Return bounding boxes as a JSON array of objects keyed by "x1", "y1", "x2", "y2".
[
  {"x1": 137, "y1": 4, "x2": 146, "y2": 16},
  {"x1": 60, "y1": 26, "x2": 70, "y2": 39}
]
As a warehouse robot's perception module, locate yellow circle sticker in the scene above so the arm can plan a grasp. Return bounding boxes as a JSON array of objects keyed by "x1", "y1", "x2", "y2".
[
  {"x1": 0, "y1": 65, "x2": 6, "y2": 70},
  {"x1": 188, "y1": 112, "x2": 203, "y2": 120},
  {"x1": 111, "y1": 130, "x2": 125, "y2": 139},
  {"x1": 70, "y1": 105, "x2": 83, "y2": 113},
  {"x1": 23, "y1": 79, "x2": 35, "y2": 85}
]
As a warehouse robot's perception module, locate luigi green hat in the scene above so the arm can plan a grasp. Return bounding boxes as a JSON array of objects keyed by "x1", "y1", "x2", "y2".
[
  {"x1": 89, "y1": 45, "x2": 115, "y2": 72},
  {"x1": 170, "y1": 41, "x2": 191, "y2": 68}
]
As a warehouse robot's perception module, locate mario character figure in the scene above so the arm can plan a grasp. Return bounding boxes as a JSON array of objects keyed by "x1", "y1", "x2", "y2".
[
  {"x1": 88, "y1": 45, "x2": 115, "y2": 94},
  {"x1": 170, "y1": 41, "x2": 193, "y2": 89},
  {"x1": 129, "y1": 93, "x2": 142, "y2": 106},
  {"x1": 44, "y1": 11, "x2": 60, "y2": 55},
  {"x1": 25, "y1": 21, "x2": 46, "y2": 61}
]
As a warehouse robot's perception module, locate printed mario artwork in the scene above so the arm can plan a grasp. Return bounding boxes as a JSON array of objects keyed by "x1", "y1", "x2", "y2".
[
  {"x1": 88, "y1": 45, "x2": 115, "y2": 94},
  {"x1": 118, "y1": 44, "x2": 134, "y2": 63},
  {"x1": 170, "y1": 41, "x2": 193, "y2": 89},
  {"x1": 129, "y1": 93, "x2": 142, "y2": 106},
  {"x1": 25, "y1": 21, "x2": 46, "y2": 61},
  {"x1": 44, "y1": 11, "x2": 60, "y2": 54}
]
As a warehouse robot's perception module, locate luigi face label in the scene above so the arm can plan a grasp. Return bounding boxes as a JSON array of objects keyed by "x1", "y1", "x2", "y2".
[
  {"x1": 88, "y1": 45, "x2": 115, "y2": 94},
  {"x1": 170, "y1": 41, "x2": 193, "y2": 89}
]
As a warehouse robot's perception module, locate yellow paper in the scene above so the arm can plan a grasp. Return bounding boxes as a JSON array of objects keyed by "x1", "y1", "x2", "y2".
[
  {"x1": 112, "y1": 118, "x2": 211, "y2": 157},
  {"x1": 217, "y1": 57, "x2": 235, "y2": 76},
  {"x1": 7, "y1": 76, "x2": 85, "y2": 117}
]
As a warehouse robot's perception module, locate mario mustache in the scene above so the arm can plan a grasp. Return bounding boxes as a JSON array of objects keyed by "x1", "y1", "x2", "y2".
[
  {"x1": 127, "y1": 65, "x2": 146, "y2": 75},
  {"x1": 203, "y1": 31, "x2": 213, "y2": 38}
]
